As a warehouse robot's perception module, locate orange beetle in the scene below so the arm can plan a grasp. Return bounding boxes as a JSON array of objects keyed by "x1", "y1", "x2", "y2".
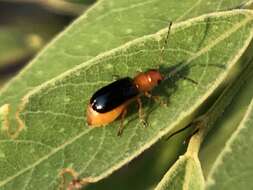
[{"x1": 87, "y1": 70, "x2": 164, "y2": 135}]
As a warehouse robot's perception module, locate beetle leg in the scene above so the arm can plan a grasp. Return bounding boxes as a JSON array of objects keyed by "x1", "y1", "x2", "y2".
[
  {"x1": 136, "y1": 97, "x2": 148, "y2": 127},
  {"x1": 175, "y1": 74, "x2": 198, "y2": 85},
  {"x1": 117, "y1": 109, "x2": 128, "y2": 136},
  {"x1": 144, "y1": 92, "x2": 167, "y2": 107}
]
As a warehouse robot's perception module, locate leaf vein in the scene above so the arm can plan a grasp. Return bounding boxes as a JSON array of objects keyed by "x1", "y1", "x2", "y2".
[{"x1": 0, "y1": 128, "x2": 92, "y2": 187}]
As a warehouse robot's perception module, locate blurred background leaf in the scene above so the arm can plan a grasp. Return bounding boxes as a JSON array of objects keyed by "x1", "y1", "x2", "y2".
[
  {"x1": 200, "y1": 58, "x2": 253, "y2": 178},
  {"x1": 0, "y1": 0, "x2": 95, "y2": 89},
  {"x1": 205, "y1": 86, "x2": 253, "y2": 190}
]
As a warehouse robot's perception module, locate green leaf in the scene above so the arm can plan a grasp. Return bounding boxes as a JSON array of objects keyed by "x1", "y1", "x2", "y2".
[
  {"x1": 0, "y1": 29, "x2": 33, "y2": 68},
  {"x1": 0, "y1": 8, "x2": 67, "y2": 75},
  {"x1": 154, "y1": 155, "x2": 204, "y2": 190},
  {"x1": 0, "y1": 0, "x2": 247, "y2": 134},
  {"x1": 0, "y1": 8, "x2": 67, "y2": 91},
  {"x1": 205, "y1": 97, "x2": 253, "y2": 190},
  {"x1": 0, "y1": 10, "x2": 252, "y2": 189},
  {"x1": 200, "y1": 61, "x2": 253, "y2": 177}
]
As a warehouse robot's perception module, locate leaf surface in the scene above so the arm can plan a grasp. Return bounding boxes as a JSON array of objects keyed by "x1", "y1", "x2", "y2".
[
  {"x1": 0, "y1": 11, "x2": 253, "y2": 189},
  {"x1": 205, "y1": 97, "x2": 253, "y2": 190}
]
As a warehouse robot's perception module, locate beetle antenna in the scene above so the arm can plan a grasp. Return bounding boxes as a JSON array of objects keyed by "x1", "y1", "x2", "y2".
[
  {"x1": 160, "y1": 21, "x2": 172, "y2": 65},
  {"x1": 165, "y1": 72, "x2": 198, "y2": 85}
]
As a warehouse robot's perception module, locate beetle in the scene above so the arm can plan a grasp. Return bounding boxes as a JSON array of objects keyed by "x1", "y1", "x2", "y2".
[{"x1": 87, "y1": 70, "x2": 164, "y2": 136}]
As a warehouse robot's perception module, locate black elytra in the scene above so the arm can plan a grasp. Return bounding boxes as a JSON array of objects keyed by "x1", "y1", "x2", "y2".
[{"x1": 90, "y1": 77, "x2": 139, "y2": 113}]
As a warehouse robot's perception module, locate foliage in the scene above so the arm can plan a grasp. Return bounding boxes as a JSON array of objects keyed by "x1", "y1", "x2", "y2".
[{"x1": 0, "y1": 1, "x2": 253, "y2": 189}]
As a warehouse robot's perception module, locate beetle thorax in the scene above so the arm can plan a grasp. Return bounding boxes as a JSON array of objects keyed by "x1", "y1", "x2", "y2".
[{"x1": 133, "y1": 70, "x2": 163, "y2": 92}]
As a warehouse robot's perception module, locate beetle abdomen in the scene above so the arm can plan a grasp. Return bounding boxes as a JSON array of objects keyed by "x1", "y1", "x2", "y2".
[{"x1": 90, "y1": 77, "x2": 139, "y2": 113}]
